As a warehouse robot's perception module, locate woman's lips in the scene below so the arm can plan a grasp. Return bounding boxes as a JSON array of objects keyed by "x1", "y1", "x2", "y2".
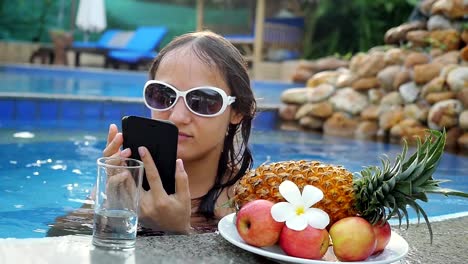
[{"x1": 178, "y1": 132, "x2": 192, "y2": 141}]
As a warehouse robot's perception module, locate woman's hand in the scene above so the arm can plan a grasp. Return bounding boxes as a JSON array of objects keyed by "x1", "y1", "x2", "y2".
[
  {"x1": 103, "y1": 124, "x2": 128, "y2": 158},
  {"x1": 137, "y1": 146, "x2": 192, "y2": 234}
]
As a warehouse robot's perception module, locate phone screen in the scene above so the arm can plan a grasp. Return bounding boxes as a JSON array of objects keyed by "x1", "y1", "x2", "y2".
[{"x1": 122, "y1": 116, "x2": 178, "y2": 194}]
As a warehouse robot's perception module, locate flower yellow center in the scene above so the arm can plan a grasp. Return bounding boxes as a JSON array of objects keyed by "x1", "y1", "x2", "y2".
[{"x1": 295, "y1": 206, "x2": 305, "y2": 216}]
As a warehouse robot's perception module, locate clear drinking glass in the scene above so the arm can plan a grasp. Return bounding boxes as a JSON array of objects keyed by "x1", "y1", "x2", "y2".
[{"x1": 92, "y1": 157, "x2": 144, "y2": 250}]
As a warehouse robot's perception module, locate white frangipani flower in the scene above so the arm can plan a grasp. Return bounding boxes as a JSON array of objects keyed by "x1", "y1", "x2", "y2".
[{"x1": 271, "y1": 180, "x2": 330, "y2": 231}]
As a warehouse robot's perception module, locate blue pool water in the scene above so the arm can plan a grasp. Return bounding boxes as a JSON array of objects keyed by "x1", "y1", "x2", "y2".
[
  {"x1": 1, "y1": 124, "x2": 468, "y2": 239},
  {"x1": 1, "y1": 65, "x2": 468, "y2": 239},
  {"x1": 0, "y1": 65, "x2": 299, "y2": 106}
]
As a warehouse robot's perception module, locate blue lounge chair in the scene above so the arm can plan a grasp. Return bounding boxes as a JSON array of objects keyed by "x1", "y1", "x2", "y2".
[
  {"x1": 70, "y1": 29, "x2": 134, "y2": 67},
  {"x1": 105, "y1": 26, "x2": 168, "y2": 70}
]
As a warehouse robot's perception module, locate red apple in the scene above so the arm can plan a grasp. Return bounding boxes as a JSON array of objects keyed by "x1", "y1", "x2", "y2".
[
  {"x1": 329, "y1": 216, "x2": 377, "y2": 261},
  {"x1": 235, "y1": 199, "x2": 284, "y2": 247},
  {"x1": 279, "y1": 225, "x2": 330, "y2": 260},
  {"x1": 372, "y1": 220, "x2": 392, "y2": 254}
]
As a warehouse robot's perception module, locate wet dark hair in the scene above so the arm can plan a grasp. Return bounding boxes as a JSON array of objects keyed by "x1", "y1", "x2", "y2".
[{"x1": 148, "y1": 31, "x2": 256, "y2": 219}]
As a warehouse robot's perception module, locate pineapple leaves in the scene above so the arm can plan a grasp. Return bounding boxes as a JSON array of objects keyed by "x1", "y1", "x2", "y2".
[
  {"x1": 407, "y1": 200, "x2": 433, "y2": 243},
  {"x1": 351, "y1": 129, "x2": 467, "y2": 244},
  {"x1": 427, "y1": 187, "x2": 468, "y2": 198}
]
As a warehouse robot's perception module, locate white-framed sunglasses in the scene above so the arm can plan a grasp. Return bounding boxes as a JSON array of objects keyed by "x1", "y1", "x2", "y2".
[{"x1": 143, "y1": 80, "x2": 236, "y2": 117}]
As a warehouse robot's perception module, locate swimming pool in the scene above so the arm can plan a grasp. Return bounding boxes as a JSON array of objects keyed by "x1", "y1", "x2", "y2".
[
  {"x1": 0, "y1": 64, "x2": 299, "y2": 106},
  {"x1": 1, "y1": 65, "x2": 468, "y2": 239},
  {"x1": 1, "y1": 123, "x2": 468, "y2": 239}
]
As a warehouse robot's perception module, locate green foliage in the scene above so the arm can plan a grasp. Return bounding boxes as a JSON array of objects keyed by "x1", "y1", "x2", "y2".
[{"x1": 301, "y1": 0, "x2": 416, "y2": 60}]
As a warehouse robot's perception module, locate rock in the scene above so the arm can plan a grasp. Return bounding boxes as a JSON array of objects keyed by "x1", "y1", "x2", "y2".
[
  {"x1": 431, "y1": 0, "x2": 468, "y2": 19},
  {"x1": 426, "y1": 91, "x2": 457, "y2": 104},
  {"x1": 399, "y1": 82, "x2": 420, "y2": 103},
  {"x1": 355, "y1": 121, "x2": 379, "y2": 139},
  {"x1": 379, "y1": 106, "x2": 404, "y2": 130},
  {"x1": 457, "y1": 133, "x2": 468, "y2": 152},
  {"x1": 299, "y1": 116, "x2": 324, "y2": 130},
  {"x1": 446, "y1": 127, "x2": 464, "y2": 149},
  {"x1": 429, "y1": 29, "x2": 461, "y2": 51},
  {"x1": 384, "y1": 21, "x2": 426, "y2": 44},
  {"x1": 308, "y1": 83, "x2": 336, "y2": 102},
  {"x1": 457, "y1": 88, "x2": 468, "y2": 107},
  {"x1": 329, "y1": 87, "x2": 369, "y2": 115},
  {"x1": 461, "y1": 46, "x2": 468, "y2": 61},
  {"x1": 360, "y1": 104, "x2": 380, "y2": 121},
  {"x1": 335, "y1": 71, "x2": 357, "y2": 88},
  {"x1": 404, "y1": 52, "x2": 430, "y2": 68},
  {"x1": 313, "y1": 56, "x2": 350, "y2": 72},
  {"x1": 421, "y1": 76, "x2": 446, "y2": 97},
  {"x1": 352, "y1": 77, "x2": 379, "y2": 91},
  {"x1": 393, "y1": 69, "x2": 412, "y2": 90},
  {"x1": 279, "y1": 104, "x2": 299, "y2": 121},
  {"x1": 447, "y1": 66, "x2": 468, "y2": 91},
  {"x1": 380, "y1": 91, "x2": 404, "y2": 106},
  {"x1": 432, "y1": 51, "x2": 459, "y2": 65},
  {"x1": 306, "y1": 71, "x2": 340, "y2": 87},
  {"x1": 349, "y1": 51, "x2": 386, "y2": 78},
  {"x1": 413, "y1": 63, "x2": 444, "y2": 84},
  {"x1": 420, "y1": 0, "x2": 438, "y2": 15},
  {"x1": 368, "y1": 89, "x2": 384, "y2": 104},
  {"x1": 459, "y1": 110, "x2": 468, "y2": 130},
  {"x1": 295, "y1": 101, "x2": 334, "y2": 120},
  {"x1": 281, "y1": 84, "x2": 336, "y2": 104},
  {"x1": 297, "y1": 60, "x2": 316, "y2": 71},
  {"x1": 427, "y1": 15, "x2": 454, "y2": 31},
  {"x1": 406, "y1": 30, "x2": 430, "y2": 47},
  {"x1": 462, "y1": 29, "x2": 468, "y2": 43},
  {"x1": 323, "y1": 112, "x2": 358, "y2": 137},
  {"x1": 427, "y1": 99, "x2": 464, "y2": 130},
  {"x1": 295, "y1": 103, "x2": 313, "y2": 120},
  {"x1": 439, "y1": 64, "x2": 459, "y2": 79},
  {"x1": 384, "y1": 48, "x2": 407, "y2": 65},
  {"x1": 404, "y1": 103, "x2": 429, "y2": 122},
  {"x1": 309, "y1": 101, "x2": 334, "y2": 118},
  {"x1": 291, "y1": 68, "x2": 314, "y2": 83},
  {"x1": 377, "y1": 65, "x2": 402, "y2": 90},
  {"x1": 281, "y1": 88, "x2": 309, "y2": 104},
  {"x1": 390, "y1": 120, "x2": 429, "y2": 145},
  {"x1": 430, "y1": 48, "x2": 445, "y2": 58}
]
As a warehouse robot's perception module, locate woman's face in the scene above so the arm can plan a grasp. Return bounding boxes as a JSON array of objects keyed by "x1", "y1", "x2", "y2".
[{"x1": 151, "y1": 47, "x2": 241, "y2": 163}]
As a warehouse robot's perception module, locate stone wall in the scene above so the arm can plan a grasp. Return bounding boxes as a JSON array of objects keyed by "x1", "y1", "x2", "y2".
[
  {"x1": 0, "y1": 41, "x2": 40, "y2": 64},
  {"x1": 281, "y1": 0, "x2": 468, "y2": 153}
]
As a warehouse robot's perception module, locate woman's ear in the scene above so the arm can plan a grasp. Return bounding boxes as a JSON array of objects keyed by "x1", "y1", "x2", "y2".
[{"x1": 230, "y1": 110, "x2": 243, "y2": 125}]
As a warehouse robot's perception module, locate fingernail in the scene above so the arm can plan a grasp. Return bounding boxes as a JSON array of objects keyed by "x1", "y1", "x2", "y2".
[
  {"x1": 176, "y1": 159, "x2": 184, "y2": 171},
  {"x1": 121, "y1": 148, "x2": 130, "y2": 156},
  {"x1": 138, "y1": 147, "x2": 145, "y2": 158}
]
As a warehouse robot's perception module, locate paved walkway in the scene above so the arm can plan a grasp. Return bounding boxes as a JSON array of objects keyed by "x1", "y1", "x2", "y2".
[{"x1": 0, "y1": 216, "x2": 467, "y2": 263}]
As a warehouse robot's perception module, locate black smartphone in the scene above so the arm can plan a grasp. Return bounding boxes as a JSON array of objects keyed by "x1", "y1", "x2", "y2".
[{"x1": 121, "y1": 115, "x2": 178, "y2": 194}]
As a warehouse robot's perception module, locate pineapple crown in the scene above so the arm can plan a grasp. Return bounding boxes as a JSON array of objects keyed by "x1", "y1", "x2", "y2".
[{"x1": 353, "y1": 129, "x2": 468, "y2": 243}]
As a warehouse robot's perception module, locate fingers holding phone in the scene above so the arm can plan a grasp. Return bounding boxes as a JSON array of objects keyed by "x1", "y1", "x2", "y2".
[
  {"x1": 138, "y1": 146, "x2": 192, "y2": 233},
  {"x1": 103, "y1": 124, "x2": 124, "y2": 157}
]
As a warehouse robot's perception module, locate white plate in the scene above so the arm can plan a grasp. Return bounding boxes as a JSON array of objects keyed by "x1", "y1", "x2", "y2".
[{"x1": 218, "y1": 213, "x2": 409, "y2": 264}]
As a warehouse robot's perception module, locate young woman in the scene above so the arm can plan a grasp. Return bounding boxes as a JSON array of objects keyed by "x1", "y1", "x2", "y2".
[{"x1": 103, "y1": 31, "x2": 256, "y2": 234}]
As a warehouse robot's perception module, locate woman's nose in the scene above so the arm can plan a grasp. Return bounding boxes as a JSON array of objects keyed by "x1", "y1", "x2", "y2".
[{"x1": 168, "y1": 97, "x2": 191, "y2": 124}]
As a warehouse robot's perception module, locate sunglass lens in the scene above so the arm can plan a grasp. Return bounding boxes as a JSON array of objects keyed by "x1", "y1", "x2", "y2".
[
  {"x1": 186, "y1": 88, "x2": 223, "y2": 115},
  {"x1": 145, "y1": 83, "x2": 176, "y2": 110}
]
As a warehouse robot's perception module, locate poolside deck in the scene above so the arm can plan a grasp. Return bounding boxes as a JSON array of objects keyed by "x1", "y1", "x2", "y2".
[{"x1": 1, "y1": 216, "x2": 467, "y2": 263}]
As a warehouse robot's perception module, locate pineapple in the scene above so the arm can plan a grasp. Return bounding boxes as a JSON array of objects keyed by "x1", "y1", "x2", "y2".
[{"x1": 234, "y1": 130, "x2": 468, "y2": 241}]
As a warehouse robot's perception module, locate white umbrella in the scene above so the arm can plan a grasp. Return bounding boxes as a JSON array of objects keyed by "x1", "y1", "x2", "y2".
[{"x1": 75, "y1": 0, "x2": 107, "y2": 42}]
